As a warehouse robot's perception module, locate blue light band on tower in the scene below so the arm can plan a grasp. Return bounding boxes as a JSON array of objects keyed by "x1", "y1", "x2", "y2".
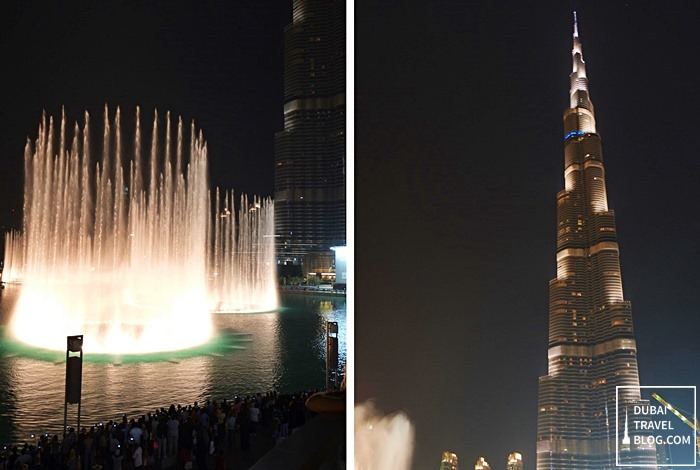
[{"x1": 564, "y1": 130, "x2": 586, "y2": 140}]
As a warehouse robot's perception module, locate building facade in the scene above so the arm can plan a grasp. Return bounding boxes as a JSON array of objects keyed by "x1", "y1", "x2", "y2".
[
  {"x1": 506, "y1": 452, "x2": 523, "y2": 470},
  {"x1": 536, "y1": 14, "x2": 657, "y2": 469},
  {"x1": 440, "y1": 451, "x2": 459, "y2": 470},
  {"x1": 474, "y1": 457, "x2": 490, "y2": 470},
  {"x1": 274, "y1": 0, "x2": 346, "y2": 272}
]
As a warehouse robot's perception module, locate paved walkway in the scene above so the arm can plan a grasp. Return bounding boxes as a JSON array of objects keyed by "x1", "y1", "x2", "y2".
[
  {"x1": 155, "y1": 419, "x2": 279, "y2": 470},
  {"x1": 251, "y1": 414, "x2": 345, "y2": 469}
]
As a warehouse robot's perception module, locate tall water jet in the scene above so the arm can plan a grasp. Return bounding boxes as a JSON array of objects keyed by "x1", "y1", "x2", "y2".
[
  {"x1": 355, "y1": 401, "x2": 415, "y2": 469},
  {"x1": 8, "y1": 107, "x2": 213, "y2": 354},
  {"x1": 209, "y1": 191, "x2": 278, "y2": 312},
  {"x1": 2, "y1": 230, "x2": 24, "y2": 282}
]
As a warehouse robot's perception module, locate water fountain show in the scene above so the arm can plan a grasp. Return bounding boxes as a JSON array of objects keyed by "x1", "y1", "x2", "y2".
[{"x1": 2, "y1": 106, "x2": 278, "y2": 355}]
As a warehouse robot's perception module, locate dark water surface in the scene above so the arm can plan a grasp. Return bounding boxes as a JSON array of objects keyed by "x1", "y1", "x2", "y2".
[{"x1": 0, "y1": 285, "x2": 346, "y2": 445}]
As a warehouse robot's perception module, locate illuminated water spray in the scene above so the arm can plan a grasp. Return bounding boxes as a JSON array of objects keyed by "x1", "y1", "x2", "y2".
[
  {"x1": 209, "y1": 190, "x2": 277, "y2": 313},
  {"x1": 355, "y1": 402, "x2": 414, "y2": 469},
  {"x1": 3, "y1": 107, "x2": 277, "y2": 354}
]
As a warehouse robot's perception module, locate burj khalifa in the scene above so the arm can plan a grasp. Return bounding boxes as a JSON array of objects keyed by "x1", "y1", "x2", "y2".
[{"x1": 536, "y1": 13, "x2": 658, "y2": 469}]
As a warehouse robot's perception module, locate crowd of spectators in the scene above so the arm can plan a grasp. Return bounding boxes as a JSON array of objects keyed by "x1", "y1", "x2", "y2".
[{"x1": 0, "y1": 389, "x2": 320, "y2": 470}]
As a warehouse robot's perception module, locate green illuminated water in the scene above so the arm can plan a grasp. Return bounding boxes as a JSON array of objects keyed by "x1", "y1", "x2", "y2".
[{"x1": 0, "y1": 285, "x2": 346, "y2": 445}]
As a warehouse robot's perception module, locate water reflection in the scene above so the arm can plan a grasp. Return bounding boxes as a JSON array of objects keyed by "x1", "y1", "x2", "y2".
[
  {"x1": 6, "y1": 355, "x2": 211, "y2": 437},
  {"x1": 274, "y1": 295, "x2": 348, "y2": 388},
  {"x1": 0, "y1": 287, "x2": 345, "y2": 445}
]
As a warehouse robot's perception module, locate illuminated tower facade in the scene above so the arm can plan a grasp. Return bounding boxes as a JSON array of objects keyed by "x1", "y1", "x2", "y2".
[
  {"x1": 440, "y1": 451, "x2": 459, "y2": 470},
  {"x1": 274, "y1": 0, "x2": 346, "y2": 271},
  {"x1": 536, "y1": 13, "x2": 657, "y2": 469},
  {"x1": 506, "y1": 452, "x2": 523, "y2": 470},
  {"x1": 474, "y1": 457, "x2": 490, "y2": 470}
]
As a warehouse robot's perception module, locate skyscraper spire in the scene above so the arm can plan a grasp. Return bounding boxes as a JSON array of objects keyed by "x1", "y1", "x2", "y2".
[
  {"x1": 569, "y1": 11, "x2": 594, "y2": 116},
  {"x1": 537, "y1": 12, "x2": 658, "y2": 469}
]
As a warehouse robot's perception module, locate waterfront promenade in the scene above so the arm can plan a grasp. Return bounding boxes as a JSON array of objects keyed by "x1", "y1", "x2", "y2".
[
  {"x1": 279, "y1": 286, "x2": 346, "y2": 298},
  {"x1": 0, "y1": 388, "x2": 344, "y2": 470}
]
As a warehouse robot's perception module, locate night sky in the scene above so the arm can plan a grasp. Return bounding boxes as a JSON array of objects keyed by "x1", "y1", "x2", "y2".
[
  {"x1": 0, "y1": 1, "x2": 290, "y2": 236},
  {"x1": 3, "y1": 1, "x2": 700, "y2": 469},
  {"x1": 356, "y1": 1, "x2": 700, "y2": 469}
]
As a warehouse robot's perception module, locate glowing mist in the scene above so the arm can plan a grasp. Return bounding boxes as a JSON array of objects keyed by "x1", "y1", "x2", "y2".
[{"x1": 355, "y1": 401, "x2": 414, "y2": 469}]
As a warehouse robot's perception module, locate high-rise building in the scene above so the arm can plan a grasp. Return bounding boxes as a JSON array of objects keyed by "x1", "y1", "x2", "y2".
[
  {"x1": 274, "y1": 0, "x2": 346, "y2": 274},
  {"x1": 440, "y1": 451, "x2": 459, "y2": 470},
  {"x1": 506, "y1": 452, "x2": 523, "y2": 470},
  {"x1": 536, "y1": 13, "x2": 658, "y2": 469},
  {"x1": 474, "y1": 457, "x2": 490, "y2": 470},
  {"x1": 655, "y1": 442, "x2": 673, "y2": 470}
]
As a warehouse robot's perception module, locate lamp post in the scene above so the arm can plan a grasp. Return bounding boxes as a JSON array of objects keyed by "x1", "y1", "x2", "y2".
[{"x1": 63, "y1": 335, "x2": 83, "y2": 437}]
